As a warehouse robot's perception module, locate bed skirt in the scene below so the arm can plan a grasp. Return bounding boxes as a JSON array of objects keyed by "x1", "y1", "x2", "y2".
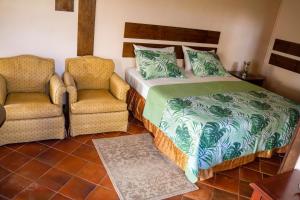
[{"x1": 127, "y1": 88, "x2": 287, "y2": 180}]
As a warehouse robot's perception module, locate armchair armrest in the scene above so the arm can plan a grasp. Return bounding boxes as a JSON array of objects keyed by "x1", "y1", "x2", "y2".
[
  {"x1": 0, "y1": 75, "x2": 7, "y2": 106},
  {"x1": 64, "y1": 72, "x2": 77, "y2": 104},
  {"x1": 50, "y1": 74, "x2": 66, "y2": 105},
  {"x1": 110, "y1": 73, "x2": 130, "y2": 102}
]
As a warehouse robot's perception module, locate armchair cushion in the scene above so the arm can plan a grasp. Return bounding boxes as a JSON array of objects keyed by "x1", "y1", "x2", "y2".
[
  {"x1": 0, "y1": 75, "x2": 7, "y2": 105},
  {"x1": 110, "y1": 73, "x2": 130, "y2": 102},
  {"x1": 64, "y1": 72, "x2": 77, "y2": 104},
  {"x1": 71, "y1": 89, "x2": 127, "y2": 114},
  {"x1": 50, "y1": 74, "x2": 66, "y2": 105},
  {"x1": 4, "y1": 93, "x2": 62, "y2": 120},
  {"x1": 0, "y1": 55, "x2": 54, "y2": 93},
  {"x1": 65, "y1": 56, "x2": 114, "y2": 90}
]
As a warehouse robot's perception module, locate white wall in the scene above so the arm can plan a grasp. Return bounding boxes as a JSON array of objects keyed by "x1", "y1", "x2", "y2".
[
  {"x1": 296, "y1": 157, "x2": 300, "y2": 170},
  {"x1": 260, "y1": 0, "x2": 300, "y2": 103},
  {"x1": 0, "y1": 0, "x2": 281, "y2": 77},
  {"x1": 94, "y1": 0, "x2": 281, "y2": 76},
  {"x1": 0, "y1": 0, "x2": 78, "y2": 75}
]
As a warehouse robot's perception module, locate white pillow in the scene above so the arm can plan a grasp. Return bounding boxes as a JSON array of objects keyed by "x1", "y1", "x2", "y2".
[
  {"x1": 182, "y1": 46, "x2": 215, "y2": 71},
  {"x1": 133, "y1": 44, "x2": 175, "y2": 53}
]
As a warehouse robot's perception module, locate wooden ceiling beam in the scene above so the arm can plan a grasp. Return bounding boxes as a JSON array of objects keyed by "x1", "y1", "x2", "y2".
[{"x1": 77, "y1": 0, "x2": 96, "y2": 56}]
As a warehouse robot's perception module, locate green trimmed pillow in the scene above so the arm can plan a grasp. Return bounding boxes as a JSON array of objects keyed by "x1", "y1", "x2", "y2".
[
  {"x1": 187, "y1": 50, "x2": 228, "y2": 77},
  {"x1": 135, "y1": 50, "x2": 184, "y2": 80}
]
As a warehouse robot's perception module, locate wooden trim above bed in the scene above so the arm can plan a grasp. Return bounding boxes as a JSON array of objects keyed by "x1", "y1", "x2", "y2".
[
  {"x1": 269, "y1": 53, "x2": 300, "y2": 74},
  {"x1": 269, "y1": 39, "x2": 300, "y2": 74},
  {"x1": 273, "y1": 39, "x2": 300, "y2": 57},
  {"x1": 122, "y1": 22, "x2": 221, "y2": 59},
  {"x1": 124, "y1": 22, "x2": 220, "y2": 44},
  {"x1": 122, "y1": 42, "x2": 217, "y2": 59}
]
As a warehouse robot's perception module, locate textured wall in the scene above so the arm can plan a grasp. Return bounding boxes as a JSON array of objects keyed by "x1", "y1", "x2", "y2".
[
  {"x1": 0, "y1": 0, "x2": 281, "y2": 77},
  {"x1": 261, "y1": 0, "x2": 300, "y2": 103},
  {"x1": 0, "y1": 0, "x2": 78, "y2": 75},
  {"x1": 93, "y1": 0, "x2": 281, "y2": 76}
]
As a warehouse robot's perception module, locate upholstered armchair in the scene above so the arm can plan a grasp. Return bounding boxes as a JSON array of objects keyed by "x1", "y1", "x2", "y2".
[
  {"x1": 64, "y1": 56, "x2": 130, "y2": 136},
  {"x1": 0, "y1": 55, "x2": 66, "y2": 145}
]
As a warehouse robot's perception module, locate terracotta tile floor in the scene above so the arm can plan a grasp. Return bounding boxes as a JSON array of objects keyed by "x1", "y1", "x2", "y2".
[{"x1": 0, "y1": 114, "x2": 284, "y2": 200}]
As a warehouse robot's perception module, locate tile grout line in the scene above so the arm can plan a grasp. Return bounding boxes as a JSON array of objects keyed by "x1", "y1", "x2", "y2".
[
  {"x1": 239, "y1": 194, "x2": 251, "y2": 199},
  {"x1": 14, "y1": 138, "x2": 112, "y2": 199},
  {"x1": 31, "y1": 143, "x2": 91, "y2": 198},
  {"x1": 198, "y1": 180, "x2": 239, "y2": 196},
  {"x1": 1, "y1": 133, "x2": 126, "y2": 199},
  {"x1": 10, "y1": 158, "x2": 68, "y2": 199},
  {"x1": 83, "y1": 184, "x2": 98, "y2": 200},
  {"x1": 0, "y1": 194, "x2": 8, "y2": 200},
  {"x1": 51, "y1": 192, "x2": 72, "y2": 200},
  {"x1": 2, "y1": 130, "x2": 281, "y2": 199},
  {"x1": 237, "y1": 167, "x2": 241, "y2": 198},
  {"x1": 51, "y1": 133, "x2": 141, "y2": 199},
  {"x1": 0, "y1": 167, "x2": 11, "y2": 183},
  {"x1": 0, "y1": 141, "x2": 77, "y2": 199},
  {"x1": 8, "y1": 143, "x2": 56, "y2": 199}
]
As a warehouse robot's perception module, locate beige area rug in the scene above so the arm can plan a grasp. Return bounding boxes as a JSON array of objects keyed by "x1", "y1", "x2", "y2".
[{"x1": 93, "y1": 133, "x2": 198, "y2": 200}]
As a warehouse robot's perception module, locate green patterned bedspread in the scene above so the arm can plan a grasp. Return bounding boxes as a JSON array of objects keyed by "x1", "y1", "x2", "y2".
[{"x1": 143, "y1": 81, "x2": 300, "y2": 183}]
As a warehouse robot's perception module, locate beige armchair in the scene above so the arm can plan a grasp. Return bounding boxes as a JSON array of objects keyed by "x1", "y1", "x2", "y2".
[
  {"x1": 0, "y1": 55, "x2": 66, "y2": 145},
  {"x1": 64, "y1": 56, "x2": 130, "y2": 136}
]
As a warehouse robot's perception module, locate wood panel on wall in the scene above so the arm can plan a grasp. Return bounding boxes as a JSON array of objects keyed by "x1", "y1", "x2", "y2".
[
  {"x1": 122, "y1": 42, "x2": 217, "y2": 59},
  {"x1": 55, "y1": 0, "x2": 74, "y2": 12},
  {"x1": 273, "y1": 39, "x2": 300, "y2": 57},
  {"x1": 269, "y1": 53, "x2": 300, "y2": 74},
  {"x1": 124, "y1": 22, "x2": 220, "y2": 44},
  {"x1": 77, "y1": 0, "x2": 96, "y2": 56}
]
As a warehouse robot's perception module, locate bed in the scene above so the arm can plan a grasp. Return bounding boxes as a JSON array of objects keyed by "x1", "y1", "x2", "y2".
[{"x1": 123, "y1": 22, "x2": 300, "y2": 182}]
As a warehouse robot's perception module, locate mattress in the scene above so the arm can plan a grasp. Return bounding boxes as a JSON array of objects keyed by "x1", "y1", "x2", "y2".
[{"x1": 125, "y1": 67, "x2": 241, "y2": 99}]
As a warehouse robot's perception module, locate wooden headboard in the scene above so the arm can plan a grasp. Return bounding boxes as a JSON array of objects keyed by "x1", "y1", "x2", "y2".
[{"x1": 122, "y1": 22, "x2": 220, "y2": 59}]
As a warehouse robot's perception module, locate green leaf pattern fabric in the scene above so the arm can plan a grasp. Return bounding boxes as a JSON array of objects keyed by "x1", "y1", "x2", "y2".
[
  {"x1": 135, "y1": 50, "x2": 184, "y2": 80},
  {"x1": 187, "y1": 50, "x2": 228, "y2": 77},
  {"x1": 159, "y1": 90, "x2": 300, "y2": 183}
]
